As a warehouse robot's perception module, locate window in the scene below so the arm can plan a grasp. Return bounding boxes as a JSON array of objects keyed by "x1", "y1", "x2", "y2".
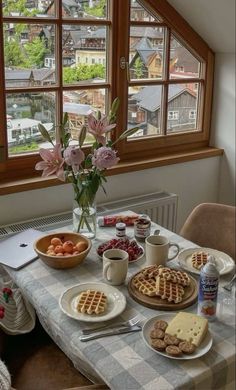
[
  {"x1": 189, "y1": 110, "x2": 196, "y2": 119},
  {"x1": 0, "y1": 0, "x2": 214, "y2": 186},
  {"x1": 168, "y1": 111, "x2": 179, "y2": 120}
]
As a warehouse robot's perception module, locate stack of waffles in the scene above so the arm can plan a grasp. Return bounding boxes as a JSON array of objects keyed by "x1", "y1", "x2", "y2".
[
  {"x1": 191, "y1": 251, "x2": 209, "y2": 270},
  {"x1": 76, "y1": 290, "x2": 107, "y2": 315},
  {"x1": 133, "y1": 265, "x2": 191, "y2": 304}
]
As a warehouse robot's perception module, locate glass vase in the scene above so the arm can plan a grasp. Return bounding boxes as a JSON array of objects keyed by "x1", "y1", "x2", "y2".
[{"x1": 73, "y1": 200, "x2": 97, "y2": 239}]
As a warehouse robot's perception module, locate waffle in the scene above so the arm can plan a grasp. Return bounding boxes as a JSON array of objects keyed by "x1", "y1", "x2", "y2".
[
  {"x1": 142, "y1": 265, "x2": 161, "y2": 279},
  {"x1": 76, "y1": 290, "x2": 107, "y2": 315},
  {"x1": 156, "y1": 276, "x2": 185, "y2": 303},
  {"x1": 133, "y1": 274, "x2": 156, "y2": 296},
  {"x1": 191, "y1": 251, "x2": 209, "y2": 270},
  {"x1": 158, "y1": 267, "x2": 191, "y2": 287}
]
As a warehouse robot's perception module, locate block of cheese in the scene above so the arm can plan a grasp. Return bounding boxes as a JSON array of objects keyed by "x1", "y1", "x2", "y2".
[{"x1": 165, "y1": 312, "x2": 208, "y2": 347}]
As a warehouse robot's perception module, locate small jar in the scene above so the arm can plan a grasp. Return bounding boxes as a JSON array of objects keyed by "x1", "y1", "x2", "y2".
[
  {"x1": 116, "y1": 222, "x2": 126, "y2": 237},
  {"x1": 134, "y1": 215, "x2": 151, "y2": 242}
]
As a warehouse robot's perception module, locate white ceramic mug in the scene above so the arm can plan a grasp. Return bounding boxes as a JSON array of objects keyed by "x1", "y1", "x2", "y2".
[
  {"x1": 103, "y1": 249, "x2": 129, "y2": 286},
  {"x1": 145, "y1": 235, "x2": 180, "y2": 267}
]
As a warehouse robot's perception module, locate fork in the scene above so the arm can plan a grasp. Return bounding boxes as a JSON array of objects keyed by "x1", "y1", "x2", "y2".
[
  {"x1": 223, "y1": 274, "x2": 236, "y2": 292},
  {"x1": 81, "y1": 315, "x2": 141, "y2": 335}
]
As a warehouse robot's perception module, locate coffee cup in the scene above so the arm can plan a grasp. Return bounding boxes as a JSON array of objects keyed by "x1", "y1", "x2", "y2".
[
  {"x1": 103, "y1": 249, "x2": 129, "y2": 286},
  {"x1": 145, "y1": 235, "x2": 180, "y2": 267}
]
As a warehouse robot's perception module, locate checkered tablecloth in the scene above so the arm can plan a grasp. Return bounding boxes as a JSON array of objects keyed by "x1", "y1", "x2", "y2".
[{"x1": 3, "y1": 222, "x2": 236, "y2": 390}]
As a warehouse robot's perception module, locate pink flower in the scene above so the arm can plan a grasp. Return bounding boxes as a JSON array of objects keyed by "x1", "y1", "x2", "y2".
[
  {"x1": 64, "y1": 146, "x2": 85, "y2": 173},
  {"x1": 87, "y1": 114, "x2": 116, "y2": 145},
  {"x1": 35, "y1": 144, "x2": 65, "y2": 181},
  {"x1": 92, "y1": 146, "x2": 119, "y2": 170}
]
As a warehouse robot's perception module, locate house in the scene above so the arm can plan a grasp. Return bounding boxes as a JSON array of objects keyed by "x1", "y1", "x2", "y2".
[
  {"x1": 72, "y1": 27, "x2": 106, "y2": 66},
  {"x1": 170, "y1": 46, "x2": 200, "y2": 79},
  {"x1": 5, "y1": 68, "x2": 55, "y2": 87},
  {"x1": 63, "y1": 102, "x2": 93, "y2": 139},
  {"x1": 129, "y1": 37, "x2": 158, "y2": 78},
  {"x1": 130, "y1": 0, "x2": 156, "y2": 22},
  {"x1": 46, "y1": 0, "x2": 81, "y2": 17},
  {"x1": 129, "y1": 84, "x2": 197, "y2": 135},
  {"x1": 5, "y1": 69, "x2": 34, "y2": 88}
]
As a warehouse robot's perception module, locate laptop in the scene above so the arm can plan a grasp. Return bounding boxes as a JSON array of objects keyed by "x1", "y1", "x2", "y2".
[{"x1": 0, "y1": 228, "x2": 45, "y2": 269}]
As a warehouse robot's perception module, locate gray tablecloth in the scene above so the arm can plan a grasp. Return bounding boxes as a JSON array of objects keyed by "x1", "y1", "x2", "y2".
[{"x1": 3, "y1": 222, "x2": 235, "y2": 390}]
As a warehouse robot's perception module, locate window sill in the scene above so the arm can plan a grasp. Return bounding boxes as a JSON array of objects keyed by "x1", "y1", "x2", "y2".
[{"x1": 0, "y1": 146, "x2": 223, "y2": 195}]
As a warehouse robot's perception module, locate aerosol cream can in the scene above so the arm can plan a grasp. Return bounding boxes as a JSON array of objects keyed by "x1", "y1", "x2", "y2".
[{"x1": 198, "y1": 259, "x2": 219, "y2": 321}]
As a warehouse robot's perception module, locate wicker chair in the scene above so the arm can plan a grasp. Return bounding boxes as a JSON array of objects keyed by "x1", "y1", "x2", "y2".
[{"x1": 180, "y1": 203, "x2": 235, "y2": 260}]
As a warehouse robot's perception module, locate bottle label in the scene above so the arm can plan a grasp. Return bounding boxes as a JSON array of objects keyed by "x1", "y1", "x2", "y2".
[
  {"x1": 116, "y1": 230, "x2": 126, "y2": 237},
  {"x1": 198, "y1": 275, "x2": 218, "y2": 318}
]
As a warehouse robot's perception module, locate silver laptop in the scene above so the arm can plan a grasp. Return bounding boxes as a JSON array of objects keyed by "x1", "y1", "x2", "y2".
[{"x1": 0, "y1": 228, "x2": 44, "y2": 269}]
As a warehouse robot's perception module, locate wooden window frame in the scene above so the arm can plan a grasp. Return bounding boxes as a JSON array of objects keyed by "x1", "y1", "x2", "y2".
[
  {"x1": 114, "y1": 0, "x2": 214, "y2": 163},
  {"x1": 0, "y1": 0, "x2": 217, "y2": 191}
]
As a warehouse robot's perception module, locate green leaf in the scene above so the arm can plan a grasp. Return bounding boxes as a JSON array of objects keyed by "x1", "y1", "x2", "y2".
[
  {"x1": 108, "y1": 97, "x2": 120, "y2": 124},
  {"x1": 97, "y1": 110, "x2": 102, "y2": 120},
  {"x1": 38, "y1": 123, "x2": 54, "y2": 146},
  {"x1": 85, "y1": 155, "x2": 92, "y2": 169},
  {"x1": 79, "y1": 126, "x2": 87, "y2": 148},
  {"x1": 111, "y1": 97, "x2": 120, "y2": 113},
  {"x1": 63, "y1": 112, "x2": 69, "y2": 127},
  {"x1": 112, "y1": 126, "x2": 140, "y2": 145},
  {"x1": 64, "y1": 132, "x2": 71, "y2": 147}
]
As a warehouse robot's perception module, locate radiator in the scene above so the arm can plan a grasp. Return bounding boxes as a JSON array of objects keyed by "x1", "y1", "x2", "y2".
[{"x1": 0, "y1": 191, "x2": 178, "y2": 238}]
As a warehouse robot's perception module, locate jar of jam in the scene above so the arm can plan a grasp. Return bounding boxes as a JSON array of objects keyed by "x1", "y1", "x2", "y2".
[
  {"x1": 134, "y1": 215, "x2": 151, "y2": 242},
  {"x1": 116, "y1": 222, "x2": 126, "y2": 237}
]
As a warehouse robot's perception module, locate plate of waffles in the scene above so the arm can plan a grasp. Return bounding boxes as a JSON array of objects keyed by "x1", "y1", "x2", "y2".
[
  {"x1": 128, "y1": 265, "x2": 198, "y2": 310},
  {"x1": 178, "y1": 247, "x2": 235, "y2": 275},
  {"x1": 142, "y1": 313, "x2": 212, "y2": 360},
  {"x1": 59, "y1": 282, "x2": 126, "y2": 322}
]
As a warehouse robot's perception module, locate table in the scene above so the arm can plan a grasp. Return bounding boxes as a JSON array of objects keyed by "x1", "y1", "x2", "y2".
[{"x1": 3, "y1": 221, "x2": 236, "y2": 390}]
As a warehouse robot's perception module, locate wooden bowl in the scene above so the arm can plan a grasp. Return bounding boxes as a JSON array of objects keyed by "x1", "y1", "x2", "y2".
[{"x1": 34, "y1": 232, "x2": 92, "y2": 269}]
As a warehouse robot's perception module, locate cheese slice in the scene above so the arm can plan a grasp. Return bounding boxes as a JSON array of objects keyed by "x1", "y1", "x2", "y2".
[{"x1": 165, "y1": 312, "x2": 208, "y2": 347}]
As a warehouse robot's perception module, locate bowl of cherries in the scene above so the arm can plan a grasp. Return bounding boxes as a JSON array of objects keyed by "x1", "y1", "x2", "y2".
[{"x1": 97, "y1": 237, "x2": 144, "y2": 262}]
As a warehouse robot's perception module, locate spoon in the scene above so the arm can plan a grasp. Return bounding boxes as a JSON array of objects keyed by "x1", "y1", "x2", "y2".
[{"x1": 154, "y1": 229, "x2": 160, "y2": 235}]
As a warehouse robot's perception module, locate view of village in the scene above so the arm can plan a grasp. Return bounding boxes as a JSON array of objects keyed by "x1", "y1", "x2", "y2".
[{"x1": 3, "y1": 0, "x2": 200, "y2": 155}]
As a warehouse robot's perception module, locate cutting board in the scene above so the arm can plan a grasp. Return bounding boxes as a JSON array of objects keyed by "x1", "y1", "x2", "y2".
[{"x1": 128, "y1": 271, "x2": 198, "y2": 311}]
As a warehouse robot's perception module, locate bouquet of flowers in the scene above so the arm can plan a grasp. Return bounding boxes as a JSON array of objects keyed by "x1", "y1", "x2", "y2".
[{"x1": 35, "y1": 98, "x2": 138, "y2": 238}]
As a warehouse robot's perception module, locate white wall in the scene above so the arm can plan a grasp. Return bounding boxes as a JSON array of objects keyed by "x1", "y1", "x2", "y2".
[
  {"x1": 211, "y1": 53, "x2": 235, "y2": 205},
  {"x1": 0, "y1": 157, "x2": 220, "y2": 231}
]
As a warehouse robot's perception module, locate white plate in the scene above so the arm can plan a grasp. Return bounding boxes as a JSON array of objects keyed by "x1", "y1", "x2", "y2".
[
  {"x1": 142, "y1": 313, "x2": 212, "y2": 360},
  {"x1": 59, "y1": 282, "x2": 126, "y2": 322},
  {"x1": 178, "y1": 247, "x2": 235, "y2": 276}
]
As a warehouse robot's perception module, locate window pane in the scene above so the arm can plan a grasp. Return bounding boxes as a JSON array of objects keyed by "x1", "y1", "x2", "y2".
[
  {"x1": 62, "y1": 0, "x2": 107, "y2": 19},
  {"x1": 128, "y1": 85, "x2": 162, "y2": 138},
  {"x1": 4, "y1": 23, "x2": 56, "y2": 87},
  {"x1": 167, "y1": 83, "x2": 199, "y2": 133},
  {"x1": 3, "y1": 0, "x2": 55, "y2": 17},
  {"x1": 63, "y1": 25, "x2": 107, "y2": 85},
  {"x1": 7, "y1": 92, "x2": 56, "y2": 156},
  {"x1": 63, "y1": 88, "x2": 106, "y2": 144},
  {"x1": 130, "y1": 0, "x2": 162, "y2": 22},
  {"x1": 129, "y1": 27, "x2": 165, "y2": 81},
  {"x1": 170, "y1": 36, "x2": 200, "y2": 79}
]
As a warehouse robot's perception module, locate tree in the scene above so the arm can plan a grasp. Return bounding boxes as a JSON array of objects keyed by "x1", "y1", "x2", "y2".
[
  {"x1": 3, "y1": 0, "x2": 37, "y2": 16},
  {"x1": 134, "y1": 57, "x2": 145, "y2": 79},
  {"x1": 84, "y1": 0, "x2": 106, "y2": 18},
  {"x1": 4, "y1": 40, "x2": 24, "y2": 67},
  {"x1": 23, "y1": 37, "x2": 48, "y2": 68},
  {"x1": 63, "y1": 64, "x2": 105, "y2": 83}
]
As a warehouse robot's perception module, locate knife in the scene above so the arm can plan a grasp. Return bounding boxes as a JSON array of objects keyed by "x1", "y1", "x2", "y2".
[{"x1": 79, "y1": 325, "x2": 142, "y2": 342}]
